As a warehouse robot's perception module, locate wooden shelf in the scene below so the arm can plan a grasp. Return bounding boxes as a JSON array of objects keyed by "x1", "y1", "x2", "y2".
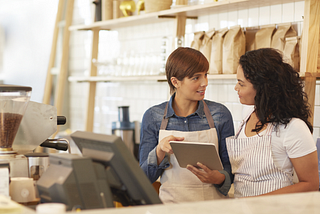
[
  {"x1": 69, "y1": 0, "x2": 297, "y2": 31},
  {"x1": 68, "y1": 72, "x2": 320, "y2": 83},
  {"x1": 68, "y1": 74, "x2": 237, "y2": 82}
]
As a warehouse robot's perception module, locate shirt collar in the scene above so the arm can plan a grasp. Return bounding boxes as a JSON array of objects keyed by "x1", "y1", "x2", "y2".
[{"x1": 166, "y1": 93, "x2": 206, "y2": 119}]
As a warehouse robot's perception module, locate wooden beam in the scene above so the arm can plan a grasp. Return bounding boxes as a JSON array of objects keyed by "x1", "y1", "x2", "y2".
[
  {"x1": 54, "y1": 0, "x2": 75, "y2": 117},
  {"x1": 300, "y1": 0, "x2": 320, "y2": 126},
  {"x1": 172, "y1": 14, "x2": 186, "y2": 50},
  {"x1": 85, "y1": 29, "x2": 100, "y2": 132},
  {"x1": 318, "y1": 31, "x2": 320, "y2": 73},
  {"x1": 176, "y1": 14, "x2": 186, "y2": 38},
  {"x1": 42, "y1": 0, "x2": 64, "y2": 105}
]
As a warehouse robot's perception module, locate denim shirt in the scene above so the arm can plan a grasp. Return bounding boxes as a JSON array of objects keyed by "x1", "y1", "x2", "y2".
[{"x1": 139, "y1": 94, "x2": 235, "y2": 196}]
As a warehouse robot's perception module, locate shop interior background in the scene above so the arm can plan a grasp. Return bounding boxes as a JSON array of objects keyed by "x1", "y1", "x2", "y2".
[{"x1": 0, "y1": 0, "x2": 319, "y2": 142}]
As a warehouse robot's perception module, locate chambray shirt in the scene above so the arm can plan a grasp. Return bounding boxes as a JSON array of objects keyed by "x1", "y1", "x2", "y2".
[{"x1": 139, "y1": 94, "x2": 235, "y2": 196}]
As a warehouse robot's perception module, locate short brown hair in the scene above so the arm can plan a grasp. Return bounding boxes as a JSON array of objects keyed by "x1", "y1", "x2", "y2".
[{"x1": 166, "y1": 47, "x2": 209, "y2": 94}]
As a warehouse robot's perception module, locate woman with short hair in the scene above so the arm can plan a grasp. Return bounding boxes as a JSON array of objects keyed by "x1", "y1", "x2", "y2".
[{"x1": 139, "y1": 47, "x2": 234, "y2": 203}]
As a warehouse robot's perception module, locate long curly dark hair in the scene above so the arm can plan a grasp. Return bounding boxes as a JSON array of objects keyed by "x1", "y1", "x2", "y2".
[{"x1": 239, "y1": 48, "x2": 313, "y2": 133}]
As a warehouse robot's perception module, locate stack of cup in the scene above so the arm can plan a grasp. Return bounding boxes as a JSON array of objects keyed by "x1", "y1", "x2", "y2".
[{"x1": 36, "y1": 203, "x2": 66, "y2": 214}]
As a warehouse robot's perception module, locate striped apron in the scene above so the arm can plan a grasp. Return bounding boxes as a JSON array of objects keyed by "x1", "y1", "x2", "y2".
[
  {"x1": 158, "y1": 100, "x2": 226, "y2": 203},
  {"x1": 226, "y1": 114, "x2": 293, "y2": 197}
]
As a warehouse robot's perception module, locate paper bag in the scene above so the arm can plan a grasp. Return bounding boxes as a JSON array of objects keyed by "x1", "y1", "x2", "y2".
[
  {"x1": 271, "y1": 23, "x2": 297, "y2": 51},
  {"x1": 223, "y1": 26, "x2": 246, "y2": 74},
  {"x1": 190, "y1": 31, "x2": 205, "y2": 50},
  {"x1": 199, "y1": 29, "x2": 215, "y2": 62},
  {"x1": 284, "y1": 36, "x2": 300, "y2": 71},
  {"x1": 245, "y1": 26, "x2": 259, "y2": 51},
  {"x1": 255, "y1": 24, "x2": 276, "y2": 49},
  {"x1": 209, "y1": 27, "x2": 228, "y2": 74}
]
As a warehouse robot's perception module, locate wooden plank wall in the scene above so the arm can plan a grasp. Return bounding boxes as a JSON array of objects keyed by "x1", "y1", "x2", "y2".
[{"x1": 300, "y1": 0, "x2": 320, "y2": 126}]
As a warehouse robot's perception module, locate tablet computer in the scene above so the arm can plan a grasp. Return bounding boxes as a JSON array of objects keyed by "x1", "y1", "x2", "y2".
[{"x1": 169, "y1": 141, "x2": 223, "y2": 170}]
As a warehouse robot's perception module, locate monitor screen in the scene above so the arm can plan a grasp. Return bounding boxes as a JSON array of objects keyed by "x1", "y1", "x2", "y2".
[{"x1": 70, "y1": 130, "x2": 162, "y2": 206}]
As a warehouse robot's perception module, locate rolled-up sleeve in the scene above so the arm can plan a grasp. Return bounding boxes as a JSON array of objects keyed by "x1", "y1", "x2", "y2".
[{"x1": 139, "y1": 107, "x2": 170, "y2": 183}]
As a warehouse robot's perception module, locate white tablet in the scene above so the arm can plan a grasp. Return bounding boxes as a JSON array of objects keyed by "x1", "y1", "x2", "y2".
[{"x1": 169, "y1": 141, "x2": 223, "y2": 170}]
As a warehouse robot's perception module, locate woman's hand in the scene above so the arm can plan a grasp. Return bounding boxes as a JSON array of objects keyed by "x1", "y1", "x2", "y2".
[
  {"x1": 156, "y1": 135, "x2": 184, "y2": 165},
  {"x1": 187, "y1": 162, "x2": 225, "y2": 185}
]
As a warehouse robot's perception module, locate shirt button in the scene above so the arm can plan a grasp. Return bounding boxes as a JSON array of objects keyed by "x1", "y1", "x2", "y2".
[{"x1": 184, "y1": 120, "x2": 187, "y2": 123}]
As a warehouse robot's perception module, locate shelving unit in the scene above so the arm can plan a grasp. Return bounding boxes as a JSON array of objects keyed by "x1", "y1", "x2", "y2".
[
  {"x1": 69, "y1": 0, "x2": 299, "y2": 31},
  {"x1": 67, "y1": 72, "x2": 319, "y2": 83},
  {"x1": 68, "y1": 74, "x2": 237, "y2": 82},
  {"x1": 68, "y1": 0, "x2": 320, "y2": 132}
]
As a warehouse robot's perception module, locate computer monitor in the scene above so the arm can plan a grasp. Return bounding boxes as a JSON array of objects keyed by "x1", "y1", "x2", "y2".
[
  {"x1": 36, "y1": 153, "x2": 114, "y2": 211},
  {"x1": 70, "y1": 130, "x2": 162, "y2": 206}
]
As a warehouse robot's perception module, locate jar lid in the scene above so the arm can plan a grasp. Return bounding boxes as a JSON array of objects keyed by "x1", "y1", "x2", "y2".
[{"x1": 0, "y1": 84, "x2": 32, "y2": 92}]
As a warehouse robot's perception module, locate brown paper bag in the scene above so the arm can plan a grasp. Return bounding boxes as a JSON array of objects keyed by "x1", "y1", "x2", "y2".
[
  {"x1": 102, "y1": 0, "x2": 113, "y2": 20},
  {"x1": 176, "y1": 0, "x2": 188, "y2": 5},
  {"x1": 255, "y1": 24, "x2": 276, "y2": 49},
  {"x1": 199, "y1": 29, "x2": 215, "y2": 62},
  {"x1": 190, "y1": 31, "x2": 205, "y2": 50},
  {"x1": 209, "y1": 28, "x2": 228, "y2": 74},
  {"x1": 271, "y1": 23, "x2": 297, "y2": 51},
  {"x1": 223, "y1": 26, "x2": 246, "y2": 74},
  {"x1": 245, "y1": 26, "x2": 259, "y2": 51},
  {"x1": 283, "y1": 36, "x2": 300, "y2": 71}
]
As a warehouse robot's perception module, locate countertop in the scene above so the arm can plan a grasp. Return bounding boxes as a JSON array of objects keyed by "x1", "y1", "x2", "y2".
[{"x1": 21, "y1": 191, "x2": 320, "y2": 214}]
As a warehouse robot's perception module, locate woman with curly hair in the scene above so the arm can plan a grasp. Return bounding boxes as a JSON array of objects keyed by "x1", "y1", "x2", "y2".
[{"x1": 227, "y1": 48, "x2": 319, "y2": 197}]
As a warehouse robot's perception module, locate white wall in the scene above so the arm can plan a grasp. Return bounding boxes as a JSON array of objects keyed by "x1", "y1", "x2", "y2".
[{"x1": 0, "y1": 0, "x2": 58, "y2": 102}]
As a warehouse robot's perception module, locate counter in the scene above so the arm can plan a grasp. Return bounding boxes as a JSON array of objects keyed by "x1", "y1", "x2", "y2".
[{"x1": 22, "y1": 191, "x2": 320, "y2": 214}]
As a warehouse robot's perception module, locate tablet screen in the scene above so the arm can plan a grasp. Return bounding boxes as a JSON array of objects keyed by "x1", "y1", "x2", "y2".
[{"x1": 169, "y1": 141, "x2": 223, "y2": 170}]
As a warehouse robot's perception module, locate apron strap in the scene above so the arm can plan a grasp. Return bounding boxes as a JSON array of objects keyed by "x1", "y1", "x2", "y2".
[
  {"x1": 235, "y1": 108, "x2": 274, "y2": 138},
  {"x1": 265, "y1": 123, "x2": 274, "y2": 135},
  {"x1": 202, "y1": 101, "x2": 215, "y2": 129},
  {"x1": 235, "y1": 107, "x2": 255, "y2": 138},
  {"x1": 160, "y1": 102, "x2": 169, "y2": 130},
  {"x1": 160, "y1": 100, "x2": 215, "y2": 130}
]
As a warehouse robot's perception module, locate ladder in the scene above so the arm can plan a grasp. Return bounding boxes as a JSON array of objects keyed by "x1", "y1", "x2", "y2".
[{"x1": 43, "y1": 0, "x2": 74, "y2": 129}]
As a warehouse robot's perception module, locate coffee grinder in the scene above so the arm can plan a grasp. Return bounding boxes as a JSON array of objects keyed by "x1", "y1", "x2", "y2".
[
  {"x1": 112, "y1": 106, "x2": 140, "y2": 160},
  {"x1": 0, "y1": 84, "x2": 68, "y2": 203},
  {"x1": 0, "y1": 85, "x2": 65, "y2": 178},
  {"x1": 0, "y1": 85, "x2": 32, "y2": 177}
]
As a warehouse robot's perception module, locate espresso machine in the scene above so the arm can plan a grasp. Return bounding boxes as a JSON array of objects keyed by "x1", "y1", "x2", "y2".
[{"x1": 0, "y1": 85, "x2": 67, "y2": 201}]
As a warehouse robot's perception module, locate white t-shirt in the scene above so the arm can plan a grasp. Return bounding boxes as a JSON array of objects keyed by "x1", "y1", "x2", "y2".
[{"x1": 238, "y1": 118, "x2": 316, "y2": 175}]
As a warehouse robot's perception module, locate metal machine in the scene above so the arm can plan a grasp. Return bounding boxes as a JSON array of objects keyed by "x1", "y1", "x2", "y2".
[
  {"x1": 0, "y1": 85, "x2": 32, "y2": 178},
  {"x1": 111, "y1": 106, "x2": 140, "y2": 160},
  {"x1": 0, "y1": 85, "x2": 66, "y2": 202}
]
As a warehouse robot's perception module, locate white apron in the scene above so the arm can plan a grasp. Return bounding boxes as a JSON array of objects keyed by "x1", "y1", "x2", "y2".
[
  {"x1": 159, "y1": 100, "x2": 226, "y2": 203},
  {"x1": 226, "y1": 112, "x2": 293, "y2": 198}
]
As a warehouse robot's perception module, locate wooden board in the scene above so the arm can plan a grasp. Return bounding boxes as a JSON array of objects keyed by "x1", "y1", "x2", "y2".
[{"x1": 300, "y1": 0, "x2": 320, "y2": 126}]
